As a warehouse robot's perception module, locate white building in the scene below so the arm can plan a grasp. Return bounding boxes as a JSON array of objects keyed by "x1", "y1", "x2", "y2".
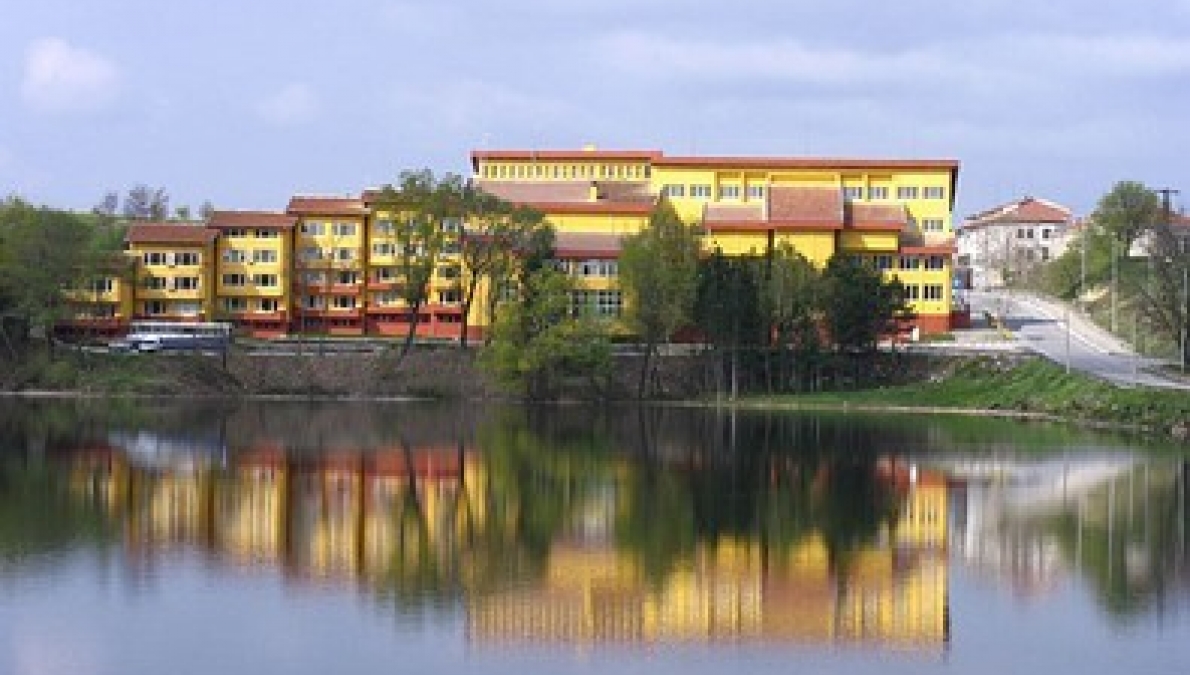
[{"x1": 957, "y1": 197, "x2": 1075, "y2": 289}]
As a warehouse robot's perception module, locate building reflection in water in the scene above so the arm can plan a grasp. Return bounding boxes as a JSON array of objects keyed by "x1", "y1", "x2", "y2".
[{"x1": 56, "y1": 429, "x2": 950, "y2": 652}]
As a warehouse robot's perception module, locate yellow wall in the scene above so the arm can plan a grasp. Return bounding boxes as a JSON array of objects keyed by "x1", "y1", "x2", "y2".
[
  {"x1": 215, "y1": 229, "x2": 292, "y2": 314},
  {"x1": 129, "y1": 241, "x2": 214, "y2": 319}
]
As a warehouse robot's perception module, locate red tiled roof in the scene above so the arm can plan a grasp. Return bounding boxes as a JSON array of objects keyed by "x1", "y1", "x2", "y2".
[
  {"x1": 476, "y1": 180, "x2": 656, "y2": 215},
  {"x1": 767, "y1": 187, "x2": 843, "y2": 229},
  {"x1": 654, "y1": 156, "x2": 960, "y2": 171},
  {"x1": 207, "y1": 210, "x2": 297, "y2": 229},
  {"x1": 553, "y1": 232, "x2": 624, "y2": 259},
  {"x1": 992, "y1": 197, "x2": 1070, "y2": 223},
  {"x1": 850, "y1": 203, "x2": 909, "y2": 231},
  {"x1": 966, "y1": 196, "x2": 1071, "y2": 228},
  {"x1": 125, "y1": 223, "x2": 218, "y2": 245},
  {"x1": 285, "y1": 195, "x2": 367, "y2": 216}
]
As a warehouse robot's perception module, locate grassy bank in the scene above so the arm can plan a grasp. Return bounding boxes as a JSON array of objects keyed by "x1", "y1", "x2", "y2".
[
  {"x1": 2, "y1": 349, "x2": 243, "y2": 396},
  {"x1": 744, "y1": 356, "x2": 1190, "y2": 440}
]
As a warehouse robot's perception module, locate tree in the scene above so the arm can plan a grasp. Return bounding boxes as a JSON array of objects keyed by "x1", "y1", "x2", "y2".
[
  {"x1": 1137, "y1": 204, "x2": 1190, "y2": 368},
  {"x1": 480, "y1": 265, "x2": 611, "y2": 400},
  {"x1": 618, "y1": 200, "x2": 701, "y2": 397},
  {"x1": 820, "y1": 254, "x2": 912, "y2": 354},
  {"x1": 456, "y1": 190, "x2": 547, "y2": 349},
  {"x1": 1093, "y1": 181, "x2": 1161, "y2": 251},
  {"x1": 0, "y1": 198, "x2": 99, "y2": 356},
  {"x1": 758, "y1": 243, "x2": 823, "y2": 392},
  {"x1": 693, "y1": 251, "x2": 765, "y2": 399},
  {"x1": 122, "y1": 184, "x2": 170, "y2": 221},
  {"x1": 369, "y1": 170, "x2": 461, "y2": 365}
]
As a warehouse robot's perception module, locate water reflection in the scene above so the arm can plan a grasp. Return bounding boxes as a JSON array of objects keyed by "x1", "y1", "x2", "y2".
[{"x1": 1, "y1": 400, "x2": 1187, "y2": 655}]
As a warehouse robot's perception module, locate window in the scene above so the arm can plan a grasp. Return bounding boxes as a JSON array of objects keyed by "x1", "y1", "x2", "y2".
[
  {"x1": 1042, "y1": 228, "x2": 1051, "y2": 240},
  {"x1": 89, "y1": 278, "x2": 114, "y2": 293},
  {"x1": 252, "y1": 249, "x2": 277, "y2": 264},
  {"x1": 897, "y1": 186, "x2": 919, "y2": 200},
  {"x1": 331, "y1": 296, "x2": 356, "y2": 310},
  {"x1": 440, "y1": 218, "x2": 462, "y2": 233},
  {"x1": 1041, "y1": 247, "x2": 1050, "y2": 261},
  {"x1": 143, "y1": 252, "x2": 168, "y2": 265},
  {"x1": 332, "y1": 222, "x2": 356, "y2": 237},
  {"x1": 223, "y1": 249, "x2": 247, "y2": 263},
  {"x1": 144, "y1": 300, "x2": 167, "y2": 315},
  {"x1": 923, "y1": 186, "x2": 946, "y2": 199},
  {"x1": 868, "y1": 186, "x2": 889, "y2": 200},
  {"x1": 143, "y1": 276, "x2": 168, "y2": 291},
  {"x1": 175, "y1": 252, "x2": 200, "y2": 266},
  {"x1": 373, "y1": 242, "x2": 395, "y2": 256},
  {"x1": 374, "y1": 219, "x2": 395, "y2": 235},
  {"x1": 690, "y1": 185, "x2": 712, "y2": 198},
  {"x1": 1017, "y1": 228, "x2": 1026, "y2": 239},
  {"x1": 225, "y1": 228, "x2": 248, "y2": 238},
  {"x1": 252, "y1": 274, "x2": 278, "y2": 287},
  {"x1": 921, "y1": 218, "x2": 945, "y2": 233},
  {"x1": 303, "y1": 271, "x2": 326, "y2": 286},
  {"x1": 335, "y1": 271, "x2": 359, "y2": 285},
  {"x1": 899, "y1": 256, "x2": 921, "y2": 270},
  {"x1": 223, "y1": 297, "x2": 248, "y2": 312},
  {"x1": 301, "y1": 221, "x2": 325, "y2": 236},
  {"x1": 442, "y1": 240, "x2": 461, "y2": 255},
  {"x1": 303, "y1": 295, "x2": 325, "y2": 310},
  {"x1": 222, "y1": 273, "x2": 247, "y2": 287},
  {"x1": 923, "y1": 284, "x2": 945, "y2": 300},
  {"x1": 925, "y1": 255, "x2": 946, "y2": 270},
  {"x1": 663, "y1": 184, "x2": 686, "y2": 198},
  {"x1": 259, "y1": 299, "x2": 279, "y2": 312},
  {"x1": 570, "y1": 289, "x2": 623, "y2": 317},
  {"x1": 301, "y1": 246, "x2": 322, "y2": 262},
  {"x1": 747, "y1": 185, "x2": 766, "y2": 199},
  {"x1": 174, "y1": 276, "x2": 200, "y2": 291},
  {"x1": 373, "y1": 267, "x2": 396, "y2": 282},
  {"x1": 437, "y1": 265, "x2": 460, "y2": 280},
  {"x1": 255, "y1": 229, "x2": 279, "y2": 238},
  {"x1": 873, "y1": 255, "x2": 894, "y2": 271},
  {"x1": 718, "y1": 185, "x2": 741, "y2": 200},
  {"x1": 335, "y1": 248, "x2": 355, "y2": 261},
  {"x1": 374, "y1": 291, "x2": 399, "y2": 306},
  {"x1": 438, "y1": 289, "x2": 461, "y2": 304},
  {"x1": 842, "y1": 186, "x2": 864, "y2": 201},
  {"x1": 903, "y1": 284, "x2": 921, "y2": 300}
]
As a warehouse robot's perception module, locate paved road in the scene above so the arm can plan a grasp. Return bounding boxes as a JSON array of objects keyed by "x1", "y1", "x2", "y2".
[{"x1": 968, "y1": 290, "x2": 1190, "y2": 390}]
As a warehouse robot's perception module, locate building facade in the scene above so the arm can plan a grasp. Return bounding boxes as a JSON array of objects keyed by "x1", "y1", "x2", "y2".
[
  {"x1": 473, "y1": 148, "x2": 962, "y2": 334},
  {"x1": 958, "y1": 196, "x2": 1074, "y2": 289},
  {"x1": 124, "y1": 223, "x2": 218, "y2": 321},
  {"x1": 85, "y1": 146, "x2": 963, "y2": 339}
]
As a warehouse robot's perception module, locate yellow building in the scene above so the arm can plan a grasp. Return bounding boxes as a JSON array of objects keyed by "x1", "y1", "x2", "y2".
[
  {"x1": 359, "y1": 190, "x2": 469, "y2": 339},
  {"x1": 58, "y1": 255, "x2": 136, "y2": 339},
  {"x1": 472, "y1": 148, "x2": 962, "y2": 334},
  {"x1": 124, "y1": 223, "x2": 218, "y2": 321},
  {"x1": 286, "y1": 196, "x2": 368, "y2": 336},
  {"x1": 206, "y1": 210, "x2": 297, "y2": 338}
]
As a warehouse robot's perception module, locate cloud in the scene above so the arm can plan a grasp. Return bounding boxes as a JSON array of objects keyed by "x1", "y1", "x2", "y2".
[
  {"x1": 21, "y1": 38, "x2": 121, "y2": 114},
  {"x1": 255, "y1": 83, "x2": 320, "y2": 126}
]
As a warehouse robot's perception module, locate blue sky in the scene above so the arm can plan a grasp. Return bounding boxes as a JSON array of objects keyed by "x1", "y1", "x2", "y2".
[{"x1": 3, "y1": 0, "x2": 1189, "y2": 219}]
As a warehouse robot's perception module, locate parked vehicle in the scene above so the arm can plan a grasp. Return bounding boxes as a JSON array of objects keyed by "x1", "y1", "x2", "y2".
[{"x1": 109, "y1": 321, "x2": 232, "y2": 353}]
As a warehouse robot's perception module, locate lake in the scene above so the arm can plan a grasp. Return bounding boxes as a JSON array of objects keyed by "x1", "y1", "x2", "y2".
[{"x1": 1, "y1": 398, "x2": 1187, "y2": 674}]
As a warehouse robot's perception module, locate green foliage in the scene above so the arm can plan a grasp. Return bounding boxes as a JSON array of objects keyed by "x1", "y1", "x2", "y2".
[
  {"x1": 619, "y1": 200, "x2": 701, "y2": 396},
  {"x1": 0, "y1": 196, "x2": 120, "y2": 353},
  {"x1": 480, "y1": 267, "x2": 612, "y2": 399},
  {"x1": 1093, "y1": 180, "x2": 1162, "y2": 249},
  {"x1": 820, "y1": 254, "x2": 912, "y2": 353}
]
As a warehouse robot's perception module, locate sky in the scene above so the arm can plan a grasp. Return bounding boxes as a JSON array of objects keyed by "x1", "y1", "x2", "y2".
[{"x1": 2, "y1": 0, "x2": 1189, "y2": 220}]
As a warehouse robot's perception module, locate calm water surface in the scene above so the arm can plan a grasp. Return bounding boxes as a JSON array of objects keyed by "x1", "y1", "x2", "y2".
[{"x1": 0, "y1": 399, "x2": 1187, "y2": 675}]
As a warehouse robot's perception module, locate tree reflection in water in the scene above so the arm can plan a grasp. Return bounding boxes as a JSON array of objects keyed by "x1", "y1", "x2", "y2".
[{"x1": 0, "y1": 398, "x2": 1185, "y2": 645}]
